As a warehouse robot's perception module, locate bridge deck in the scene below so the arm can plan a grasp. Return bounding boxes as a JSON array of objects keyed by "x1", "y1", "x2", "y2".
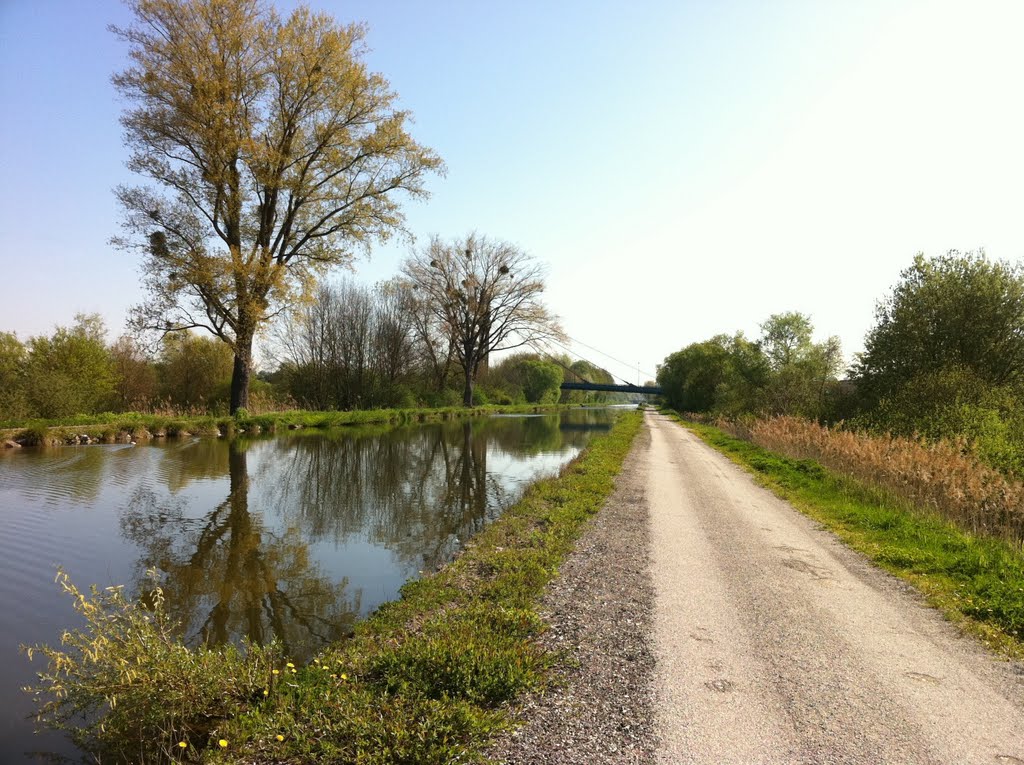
[{"x1": 560, "y1": 381, "x2": 662, "y2": 395}]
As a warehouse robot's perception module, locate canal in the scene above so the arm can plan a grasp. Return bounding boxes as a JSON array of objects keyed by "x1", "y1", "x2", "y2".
[{"x1": 0, "y1": 408, "x2": 622, "y2": 761}]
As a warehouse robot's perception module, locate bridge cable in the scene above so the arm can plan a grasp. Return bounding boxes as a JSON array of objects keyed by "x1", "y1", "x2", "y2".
[
  {"x1": 536, "y1": 337, "x2": 635, "y2": 387},
  {"x1": 526, "y1": 341, "x2": 594, "y2": 384},
  {"x1": 564, "y1": 334, "x2": 658, "y2": 381}
]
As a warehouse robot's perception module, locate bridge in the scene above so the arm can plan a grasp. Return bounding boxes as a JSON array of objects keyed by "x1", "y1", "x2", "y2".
[{"x1": 560, "y1": 381, "x2": 662, "y2": 395}]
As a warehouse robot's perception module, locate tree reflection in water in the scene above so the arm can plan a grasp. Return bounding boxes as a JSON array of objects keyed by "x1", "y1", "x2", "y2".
[
  {"x1": 121, "y1": 441, "x2": 358, "y2": 661},
  {"x1": 267, "y1": 419, "x2": 514, "y2": 572},
  {"x1": 118, "y1": 410, "x2": 616, "y2": 661}
]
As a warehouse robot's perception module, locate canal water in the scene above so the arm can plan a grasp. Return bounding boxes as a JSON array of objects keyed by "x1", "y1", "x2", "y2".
[{"x1": 0, "y1": 408, "x2": 622, "y2": 761}]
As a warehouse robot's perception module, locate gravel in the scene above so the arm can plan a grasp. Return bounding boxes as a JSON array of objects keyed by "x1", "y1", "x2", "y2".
[{"x1": 485, "y1": 425, "x2": 657, "y2": 764}]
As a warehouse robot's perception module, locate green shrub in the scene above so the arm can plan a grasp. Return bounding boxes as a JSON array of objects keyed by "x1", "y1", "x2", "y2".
[{"x1": 22, "y1": 570, "x2": 283, "y2": 761}]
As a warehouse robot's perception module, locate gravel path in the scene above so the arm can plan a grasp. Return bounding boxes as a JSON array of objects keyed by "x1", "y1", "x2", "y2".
[
  {"x1": 647, "y1": 411, "x2": 1024, "y2": 764},
  {"x1": 485, "y1": 421, "x2": 657, "y2": 764}
]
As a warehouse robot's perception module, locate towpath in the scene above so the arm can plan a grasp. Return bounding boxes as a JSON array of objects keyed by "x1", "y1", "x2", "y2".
[{"x1": 647, "y1": 410, "x2": 1024, "y2": 764}]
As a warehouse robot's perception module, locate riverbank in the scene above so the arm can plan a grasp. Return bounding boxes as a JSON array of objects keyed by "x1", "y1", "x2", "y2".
[
  {"x1": 0, "y1": 403, "x2": 593, "y2": 448},
  {"x1": 485, "y1": 412, "x2": 656, "y2": 764},
  {"x1": 24, "y1": 411, "x2": 644, "y2": 762}
]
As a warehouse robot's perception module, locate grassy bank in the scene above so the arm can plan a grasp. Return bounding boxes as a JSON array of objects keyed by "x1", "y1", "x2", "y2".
[
  {"x1": 1, "y1": 404, "x2": 585, "y2": 447},
  {"x1": 26, "y1": 411, "x2": 644, "y2": 763},
  {"x1": 664, "y1": 412, "x2": 1024, "y2": 658}
]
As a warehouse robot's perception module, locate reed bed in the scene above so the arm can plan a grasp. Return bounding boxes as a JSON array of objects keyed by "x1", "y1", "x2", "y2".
[{"x1": 715, "y1": 416, "x2": 1024, "y2": 548}]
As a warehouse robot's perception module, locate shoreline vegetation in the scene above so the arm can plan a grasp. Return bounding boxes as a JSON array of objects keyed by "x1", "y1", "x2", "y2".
[
  {"x1": 23, "y1": 410, "x2": 644, "y2": 763},
  {"x1": 664, "y1": 410, "x2": 1024, "y2": 659},
  {"x1": 0, "y1": 403, "x2": 607, "y2": 449}
]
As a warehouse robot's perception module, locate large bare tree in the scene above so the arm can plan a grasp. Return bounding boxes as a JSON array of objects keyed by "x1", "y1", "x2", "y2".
[
  {"x1": 402, "y1": 234, "x2": 562, "y2": 406},
  {"x1": 111, "y1": 0, "x2": 442, "y2": 412}
]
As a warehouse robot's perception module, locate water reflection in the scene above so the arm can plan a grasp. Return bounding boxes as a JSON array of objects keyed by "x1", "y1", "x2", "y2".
[
  {"x1": 111, "y1": 410, "x2": 614, "y2": 661},
  {"x1": 120, "y1": 442, "x2": 359, "y2": 661},
  {"x1": 266, "y1": 422, "x2": 500, "y2": 570}
]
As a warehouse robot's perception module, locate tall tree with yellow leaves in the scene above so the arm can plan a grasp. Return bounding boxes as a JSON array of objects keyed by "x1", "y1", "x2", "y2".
[{"x1": 111, "y1": 0, "x2": 442, "y2": 412}]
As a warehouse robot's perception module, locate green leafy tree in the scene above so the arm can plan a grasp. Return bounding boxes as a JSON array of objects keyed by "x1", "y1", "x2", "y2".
[
  {"x1": 25, "y1": 315, "x2": 116, "y2": 418},
  {"x1": 657, "y1": 333, "x2": 768, "y2": 414},
  {"x1": 111, "y1": 0, "x2": 442, "y2": 414},
  {"x1": 855, "y1": 250, "x2": 1024, "y2": 405},
  {"x1": 519, "y1": 359, "x2": 563, "y2": 403},
  {"x1": 159, "y1": 332, "x2": 234, "y2": 410},
  {"x1": 657, "y1": 340, "x2": 725, "y2": 413},
  {"x1": 759, "y1": 311, "x2": 814, "y2": 370},
  {"x1": 0, "y1": 332, "x2": 29, "y2": 421},
  {"x1": 714, "y1": 332, "x2": 771, "y2": 415},
  {"x1": 759, "y1": 312, "x2": 842, "y2": 418}
]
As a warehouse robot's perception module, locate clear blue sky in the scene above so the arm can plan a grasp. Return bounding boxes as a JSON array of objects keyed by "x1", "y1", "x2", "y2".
[{"x1": 3, "y1": 0, "x2": 1023, "y2": 383}]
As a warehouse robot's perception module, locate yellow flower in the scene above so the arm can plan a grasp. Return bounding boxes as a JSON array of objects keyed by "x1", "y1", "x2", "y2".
[
  {"x1": 286, "y1": 662, "x2": 295, "y2": 669},
  {"x1": 340, "y1": 673, "x2": 348, "y2": 681},
  {"x1": 275, "y1": 734, "x2": 285, "y2": 742},
  {"x1": 272, "y1": 669, "x2": 279, "y2": 675},
  {"x1": 263, "y1": 689, "x2": 269, "y2": 696},
  {"x1": 178, "y1": 741, "x2": 188, "y2": 749},
  {"x1": 218, "y1": 739, "x2": 228, "y2": 748}
]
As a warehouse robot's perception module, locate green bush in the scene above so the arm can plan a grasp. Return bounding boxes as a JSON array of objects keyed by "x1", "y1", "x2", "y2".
[{"x1": 22, "y1": 570, "x2": 283, "y2": 761}]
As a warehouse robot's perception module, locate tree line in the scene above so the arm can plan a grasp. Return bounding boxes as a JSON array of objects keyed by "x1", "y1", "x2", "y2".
[
  {"x1": 268, "y1": 268, "x2": 593, "y2": 409},
  {"x1": 0, "y1": 315, "x2": 238, "y2": 422},
  {"x1": 656, "y1": 249, "x2": 1024, "y2": 475},
  {"x1": 0, "y1": 260, "x2": 616, "y2": 423}
]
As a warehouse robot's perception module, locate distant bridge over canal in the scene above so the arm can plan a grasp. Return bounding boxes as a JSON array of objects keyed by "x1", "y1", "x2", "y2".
[{"x1": 560, "y1": 381, "x2": 662, "y2": 396}]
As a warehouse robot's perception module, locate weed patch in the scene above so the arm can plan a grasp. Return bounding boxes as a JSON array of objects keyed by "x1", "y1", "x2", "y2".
[{"x1": 711, "y1": 414, "x2": 1024, "y2": 546}]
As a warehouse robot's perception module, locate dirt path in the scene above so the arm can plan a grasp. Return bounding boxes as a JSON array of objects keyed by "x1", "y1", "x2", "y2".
[{"x1": 647, "y1": 411, "x2": 1024, "y2": 764}]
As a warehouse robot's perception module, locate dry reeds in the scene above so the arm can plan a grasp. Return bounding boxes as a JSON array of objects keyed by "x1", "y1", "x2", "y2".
[{"x1": 714, "y1": 416, "x2": 1024, "y2": 547}]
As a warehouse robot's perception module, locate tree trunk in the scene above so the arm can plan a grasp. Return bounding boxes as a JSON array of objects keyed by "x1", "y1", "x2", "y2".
[
  {"x1": 463, "y1": 365, "x2": 474, "y2": 407},
  {"x1": 230, "y1": 335, "x2": 253, "y2": 414}
]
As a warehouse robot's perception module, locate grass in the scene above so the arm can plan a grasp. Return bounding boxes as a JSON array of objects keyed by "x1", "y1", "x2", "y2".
[
  {"x1": 1, "y1": 404, "x2": 586, "y2": 447},
  {"x1": 25, "y1": 410, "x2": 644, "y2": 763},
  {"x1": 664, "y1": 411, "x2": 1024, "y2": 658},
  {"x1": 713, "y1": 414, "x2": 1024, "y2": 547}
]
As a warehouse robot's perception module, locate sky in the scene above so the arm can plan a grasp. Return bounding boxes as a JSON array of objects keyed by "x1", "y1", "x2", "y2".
[{"x1": 2, "y1": 0, "x2": 1024, "y2": 385}]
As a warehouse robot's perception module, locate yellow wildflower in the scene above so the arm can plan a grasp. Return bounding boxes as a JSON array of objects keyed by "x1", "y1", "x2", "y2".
[
  {"x1": 178, "y1": 741, "x2": 187, "y2": 749},
  {"x1": 340, "y1": 673, "x2": 348, "y2": 681},
  {"x1": 272, "y1": 669, "x2": 279, "y2": 675},
  {"x1": 218, "y1": 739, "x2": 228, "y2": 748},
  {"x1": 275, "y1": 734, "x2": 285, "y2": 742}
]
